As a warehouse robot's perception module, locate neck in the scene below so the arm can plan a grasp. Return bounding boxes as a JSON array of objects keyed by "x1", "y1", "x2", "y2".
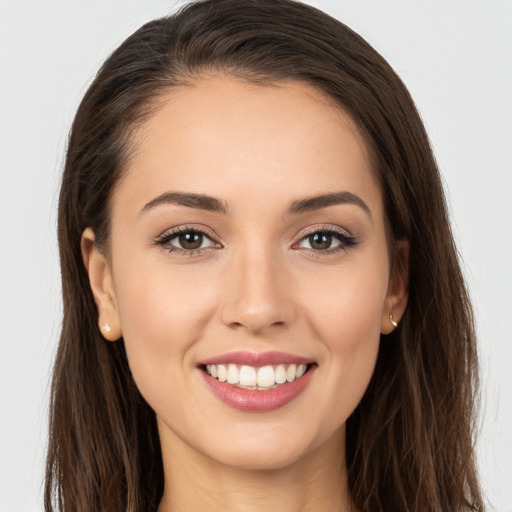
[{"x1": 157, "y1": 425, "x2": 354, "y2": 512}]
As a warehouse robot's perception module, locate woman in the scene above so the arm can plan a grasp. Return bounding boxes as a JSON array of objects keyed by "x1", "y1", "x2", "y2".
[{"x1": 45, "y1": 0, "x2": 484, "y2": 511}]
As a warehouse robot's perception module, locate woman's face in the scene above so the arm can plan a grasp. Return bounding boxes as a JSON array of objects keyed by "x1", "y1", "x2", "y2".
[{"x1": 85, "y1": 76, "x2": 407, "y2": 471}]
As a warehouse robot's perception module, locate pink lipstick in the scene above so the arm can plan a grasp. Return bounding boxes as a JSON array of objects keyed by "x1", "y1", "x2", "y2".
[
  {"x1": 197, "y1": 351, "x2": 316, "y2": 412},
  {"x1": 200, "y1": 350, "x2": 311, "y2": 367}
]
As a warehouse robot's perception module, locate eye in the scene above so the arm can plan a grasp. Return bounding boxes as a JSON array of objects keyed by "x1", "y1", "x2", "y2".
[
  {"x1": 295, "y1": 228, "x2": 357, "y2": 252},
  {"x1": 300, "y1": 232, "x2": 341, "y2": 251},
  {"x1": 172, "y1": 231, "x2": 211, "y2": 250},
  {"x1": 155, "y1": 227, "x2": 218, "y2": 254}
]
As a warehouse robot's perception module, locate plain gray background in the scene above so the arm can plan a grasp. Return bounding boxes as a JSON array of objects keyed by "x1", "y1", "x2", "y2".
[{"x1": 1, "y1": 1, "x2": 511, "y2": 510}]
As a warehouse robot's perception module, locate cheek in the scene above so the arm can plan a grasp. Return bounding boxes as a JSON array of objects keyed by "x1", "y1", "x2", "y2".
[
  {"x1": 304, "y1": 255, "x2": 388, "y2": 343},
  {"x1": 300, "y1": 257, "x2": 388, "y2": 410},
  {"x1": 111, "y1": 256, "x2": 219, "y2": 398}
]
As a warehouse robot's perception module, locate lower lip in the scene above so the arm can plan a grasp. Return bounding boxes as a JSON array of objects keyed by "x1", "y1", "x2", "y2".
[{"x1": 200, "y1": 367, "x2": 315, "y2": 412}]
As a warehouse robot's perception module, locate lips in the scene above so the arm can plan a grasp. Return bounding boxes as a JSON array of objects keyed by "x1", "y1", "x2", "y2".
[
  {"x1": 197, "y1": 351, "x2": 316, "y2": 412},
  {"x1": 205, "y1": 362, "x2": 308, "y2": 388},
  {"x1": 200, "y1": 351, "x2": 312, "y2": 367}
]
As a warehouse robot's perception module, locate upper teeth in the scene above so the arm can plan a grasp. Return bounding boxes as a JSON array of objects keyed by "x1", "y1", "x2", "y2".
[{"x1": 205, "y1": 363, "x2": 307, "y2": 389}]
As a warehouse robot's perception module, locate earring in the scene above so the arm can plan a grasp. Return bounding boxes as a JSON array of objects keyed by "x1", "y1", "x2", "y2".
[
  {"x1": 101, "y1": 323, "x2": 112, "y2": 334},
  {"x1": 389, "y1": 313, "x2": 398, "y2": 328}
]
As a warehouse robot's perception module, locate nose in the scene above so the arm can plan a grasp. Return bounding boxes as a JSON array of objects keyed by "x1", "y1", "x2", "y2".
[{"x1": 220, "y1": 246, "x2": 296, "y2": 335}]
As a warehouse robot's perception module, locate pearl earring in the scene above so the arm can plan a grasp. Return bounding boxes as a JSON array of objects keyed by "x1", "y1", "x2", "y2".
[{"x1": 102, "y1": 323, "x2": 112, "y2": 334}]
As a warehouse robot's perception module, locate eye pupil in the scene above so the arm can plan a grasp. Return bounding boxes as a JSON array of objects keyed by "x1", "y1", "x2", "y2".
[
  {"x1": 310, "y1": 233, "x2": 332, "y2": 250},
  {"x1": 179, "y1": 232, "x2": 203, "y2": 249}
]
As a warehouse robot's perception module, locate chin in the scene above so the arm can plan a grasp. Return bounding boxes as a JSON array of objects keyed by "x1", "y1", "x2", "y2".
[
  {"x1": 195, "y1": 422, "x2": 333, "y2": 472},
  {"x1": 206, "y1": 443, "x2": 308, "y2": 472}
]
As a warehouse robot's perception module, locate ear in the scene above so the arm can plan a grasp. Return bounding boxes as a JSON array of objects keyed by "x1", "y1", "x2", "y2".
[
  {"x1": 81, "y1": 227, "x2": 122, "y2": 341},
  {"x1": 381, "y1": 239, "x2": 409, "y2": 334}
]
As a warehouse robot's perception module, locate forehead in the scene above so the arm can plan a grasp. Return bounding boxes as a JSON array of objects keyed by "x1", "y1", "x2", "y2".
[{"x1": 115, "y1": 76, "x2": 382, "y2": 218}]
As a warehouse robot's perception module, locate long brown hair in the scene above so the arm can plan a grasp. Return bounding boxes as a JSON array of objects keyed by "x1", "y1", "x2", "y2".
[{"x1": 45, "y1": 1, "x2": 484, "y2": 510}]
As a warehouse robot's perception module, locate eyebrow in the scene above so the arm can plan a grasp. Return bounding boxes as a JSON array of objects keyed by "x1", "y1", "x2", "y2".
[
  {"x1": 139, "y1": 190, "x2": 371, "y2": 218},
  {"x1": 287, "y1": 191, "x2": 371, "y2": 218},
  {"x1": 140, "y1": 192, "x2": 228, "y2": 215}
]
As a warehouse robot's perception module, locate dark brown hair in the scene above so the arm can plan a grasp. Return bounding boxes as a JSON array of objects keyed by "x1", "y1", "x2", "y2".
[{"x1": 45, "y1": 1, "x2": 484, "y2": 511}]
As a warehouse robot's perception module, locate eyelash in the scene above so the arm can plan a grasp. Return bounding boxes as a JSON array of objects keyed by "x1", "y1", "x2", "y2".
[
  {"x1": 154, "y1": 225, "x2": 358, "y2": 257},
  {"x1": 293, "y1": 226, "x2": 358, "y2": 254},
  {"x1": 154, "y1": 225, "x2": 219, "y2": 257}
]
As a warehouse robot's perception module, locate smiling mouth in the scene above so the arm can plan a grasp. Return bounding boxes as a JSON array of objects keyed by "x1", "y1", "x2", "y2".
[{"x1": 202, "y1": 363, "x2": 315, "y2": 390}]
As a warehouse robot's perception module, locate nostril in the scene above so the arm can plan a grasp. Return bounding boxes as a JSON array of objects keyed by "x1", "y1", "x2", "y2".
[{"x1": 220, "y1": 272, "x2": 296, "y2": 333}]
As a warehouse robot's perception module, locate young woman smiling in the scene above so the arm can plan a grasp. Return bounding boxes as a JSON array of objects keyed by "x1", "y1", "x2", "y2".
[{"x1": 45, "y1": 1, "x2": 484, "y2": 511}]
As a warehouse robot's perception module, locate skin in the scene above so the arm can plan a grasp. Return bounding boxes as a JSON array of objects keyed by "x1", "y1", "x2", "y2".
[{"x1": 82, "y1": 76, "x2": 408, "y2": 512}]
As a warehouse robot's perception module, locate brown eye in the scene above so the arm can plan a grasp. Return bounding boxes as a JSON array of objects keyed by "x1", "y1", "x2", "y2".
[
  {"x1": 156, "y1": 228, "x2": 216, "y2": 252},
  {"x1": 296, "y1": 229, "x2": 353, "y2": 252},
  {"x1": 177, "y1": 231, "x2": 204, "y2": 250},
  {"x1": 308, "y1": 233, "x2": 334, "y2": 250}
]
